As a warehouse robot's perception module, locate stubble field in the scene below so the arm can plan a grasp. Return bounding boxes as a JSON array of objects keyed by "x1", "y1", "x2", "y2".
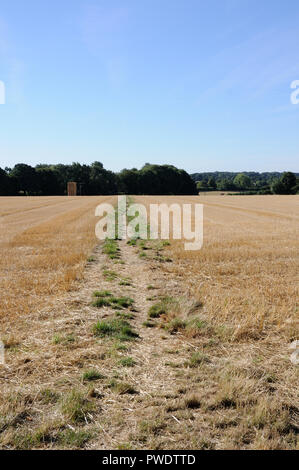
[{"x1": 0, "y1": 195, "x2": 298, "y2": 450}]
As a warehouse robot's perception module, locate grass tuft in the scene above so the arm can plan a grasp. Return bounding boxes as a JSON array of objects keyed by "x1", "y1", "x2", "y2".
[
  {"x1": 119, "y1": 357, "x2": 136, "y2": 367},
  {"x1": 103, "y1": 239, "x2": 120, "y2": 259},
  {"x1": 82, "y1": 369, "x2": 105, "y2": 382},
  {"x1": 61, "y1": 390, "x2": 95, "y2": 423},
  {"x1": 143, "y1": 320, "x2": 156, "y2": 328},
  {"x1": 57, "y1": 429, "x2": 93, "y2": 448},
  {"x1": 186, "y1": 352, "x2": 209, "y2": 368},
  {"x1": 148, "y1": 297, "x2": 177, "y2": 319},
  {"x1": 93, "y1": 318, "x2": 138, "y2": 341},
  {"x1": 93, "y1": 290, "x2": 112, "y2": 298},
  {"x1": 103, "y1": 269, "x2": 118, "y2": 281}
]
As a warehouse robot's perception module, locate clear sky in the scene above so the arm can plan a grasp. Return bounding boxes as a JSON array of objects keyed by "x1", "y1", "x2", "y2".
[{"x1": 0, "y1": 0, "x2": 298, "y2": 173}]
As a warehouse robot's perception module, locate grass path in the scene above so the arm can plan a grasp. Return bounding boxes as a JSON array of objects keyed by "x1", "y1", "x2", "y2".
[
  {"x1": 92, "y1": 239, "x2": 194, "y2": 449},
  {"x1": 0, "y1": 236, "x2": 298, "y2": 450},
  {"x1": 0, "y1": 238, "x2": 199, "y2": 449}
]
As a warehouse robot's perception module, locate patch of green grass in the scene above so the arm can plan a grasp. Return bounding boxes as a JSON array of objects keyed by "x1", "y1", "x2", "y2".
[
  {"x1": 117, "y1": 325, "x2": 139, "y2": 342},
  {"x1": 93, "y1": 318, "x2": 138, "y2": 341},
  {"x1": 52, "y1": 334, "x2": 76, "y2": 345},
  {"x1": 143, "y1": 320, "x2": 156, "y2": 328},
  {"x1": 93, "y1": 320, "x2": 116, "y2": 336},
  {"x1": 127, "y1": 239, "x2": 137, "y2": 246},
  {"x1": 186, "y1": 352, "x2": 209, "y2": 368},
  {"x1": 103, "y1": 239, "x2": 120, "y2": 259},
  {"x1": 119, "y1": 357, "x2": 136, "y2": 367},
  {"x1": 103, "y1": 269, "x2": 118, "y2": 281},
  {"x1": 113, "y1": 342, "x2": 129, "y2": 351},
  {"x1": 87, "y1": 256, "x2": 96, "y2": 263},
  {"x1": 115, "y1": 311, "x2": 135, "y2": 320},
  {"x1": 117, "y1": 442, "x2": 132, "y2": 450},
  {"x1": 108, "y1": 379, "x2": 137, "y2": 395},
  {"x1": 139, "y1": 419, "x2": 165, "y2": 436},
  {"x1": 214, "y1": 324, "x2": 233, "y2": 341},
  {"x1": 82, "y1": 369, "x2": 105, "y2": 382},
  {"x1": 10, "y1": 430, "x2": 48, "y2": 450},
  {"x1": 148, "y1": 296, "x2": 178, "y2": 319},
  {"x1": 148, "y1": 296, "x2": 176, "y2": 319},
  {"x1": 6, "y1": 426, "x2": 93, "y2": 450},
  {"x1": 57, "y1": 429, "x2": 93, "y2": 448},
  {"x1": 139, "y1": 251, "x2": 147, "y2": 258},
  {"x1": 61, "y1": 390, "x2": 95, "y2": 423},
  {"x1": 92, "y1": 293, "x2": 134, "y2": 310},
  {"x1": 93, "y1": 290, "x2": 112, "y2": 298},
  {"x1": 185, "y1": 317, "x2": 214, "y2": 337},
  {"x1": 148, "y1": 303, "x2": 166, "y2": 318},
  {"x1": 110, "y1": 296, "x2": 134, "y2": 309},
  {"x1": 192, "y1": 318, "x2": 207, "y2": 329},
  {"x1": 165, "y1": 317, "x2": 187, "y2": 333},
  {"x1": 92, "y1": 297, "x2": 112, "y2": 308}
]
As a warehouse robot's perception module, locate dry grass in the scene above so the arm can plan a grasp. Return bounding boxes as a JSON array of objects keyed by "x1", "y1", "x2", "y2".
[
  {"x1": 0, "y1": 196, "x2": 115, "y2": 323},
  {"x1": 134, "y1": 195, "x2": 299, "y2": 341},
  {"x1": 0, "y1": 194, "x2": 298, "y2": 450}
]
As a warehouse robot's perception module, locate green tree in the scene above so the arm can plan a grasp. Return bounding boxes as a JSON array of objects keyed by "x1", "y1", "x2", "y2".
[
  {"x1": 216, "y1": 178, "x2": 236, "y2": 191},
  {"x1": 117, "y1": 168, "x2": 140, "y2": 194},
  {"x1": 197, "y1": 181, "x2": 209, "y2": 191},
  {"x1": 0, "y1": 168, "x2": 16, "y2": 195},
  {"x1": 10, "y1": 164, "x2": 38, "y2": 194},
  {"x1": 208, "y1": 177, "x2": 217, "y2": 189},
  {"x1": 233, "y1": 173, "x2": 251, "y2": 190},
  {"x1": 280, "y1": 172, "x2": 297, "y2": 191},
  {"x1": 88, "y1": 162, "x2": 117, "y2": 195},
  {"x1": 271, "y1": 172, "x2": 297, "y2": 194},
  {"x1": 35, "y1": 168, "x2": 60, "y2": 195}
]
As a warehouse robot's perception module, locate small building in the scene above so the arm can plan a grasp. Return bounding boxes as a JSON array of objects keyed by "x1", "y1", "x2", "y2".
[{"x1": 67, "y1": 182, "x2": 77, "y2": 196}]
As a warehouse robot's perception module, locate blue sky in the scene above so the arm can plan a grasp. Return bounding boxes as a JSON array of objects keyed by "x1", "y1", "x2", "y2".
[{"x1": 0, "y1": 0, "x2": 299, "y2": 173}]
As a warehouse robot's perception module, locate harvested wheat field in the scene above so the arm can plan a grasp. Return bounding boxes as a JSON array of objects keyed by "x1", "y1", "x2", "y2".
[{"x1": 0, "y1": 195, "x2": 298, "y2": 450}]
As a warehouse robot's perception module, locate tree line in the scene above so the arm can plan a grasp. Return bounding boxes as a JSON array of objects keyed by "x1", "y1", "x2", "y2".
[
  {"x1": 0, "y1": 162, "x2": 198, "y2": 196},
  {"x1": 1, "y1": 163, "x2": 298, "y2": 196},
  {"x1": 192, "y1": 171, "x2": 299, "y2": 195}
]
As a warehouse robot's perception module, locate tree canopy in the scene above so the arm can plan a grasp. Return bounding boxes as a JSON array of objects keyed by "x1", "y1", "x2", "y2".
[
  {"x1": 0, "y1": 164, "x2": 297, "y2": 196},
  {"x1": 0, "y1": 162, "x2": 197, "y2": 196},
  {"x1": 193, "y1": 171, "x2": 298, "y2": 195}
]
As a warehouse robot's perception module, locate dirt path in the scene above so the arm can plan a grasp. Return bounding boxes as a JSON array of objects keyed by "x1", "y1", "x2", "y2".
[
  {"x1": 83, "y1": 239, "x2": 194, "y2": 449},
  {"x1": 0, "y1": 238, "x2": 197, "y2": 450},
  {"x1": 1, "y1": 236, "x2": 297, "y2": 450}
]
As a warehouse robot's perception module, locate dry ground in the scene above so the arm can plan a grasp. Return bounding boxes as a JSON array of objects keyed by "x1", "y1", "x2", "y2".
[
  {"x1": 0, "y1": 195, "x2": 298, "y2": 450},
  {"x1": 0, "y1": 196, "x2": 115, "y2": 322}
]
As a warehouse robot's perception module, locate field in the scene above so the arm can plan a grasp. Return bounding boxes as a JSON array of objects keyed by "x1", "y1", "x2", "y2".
[
  {"x1": 0, "y1": 195, "x2": 298, "y2": 450},
  {"x1": 0, "y1": 196, "x2": 115, "y2": 322}
]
